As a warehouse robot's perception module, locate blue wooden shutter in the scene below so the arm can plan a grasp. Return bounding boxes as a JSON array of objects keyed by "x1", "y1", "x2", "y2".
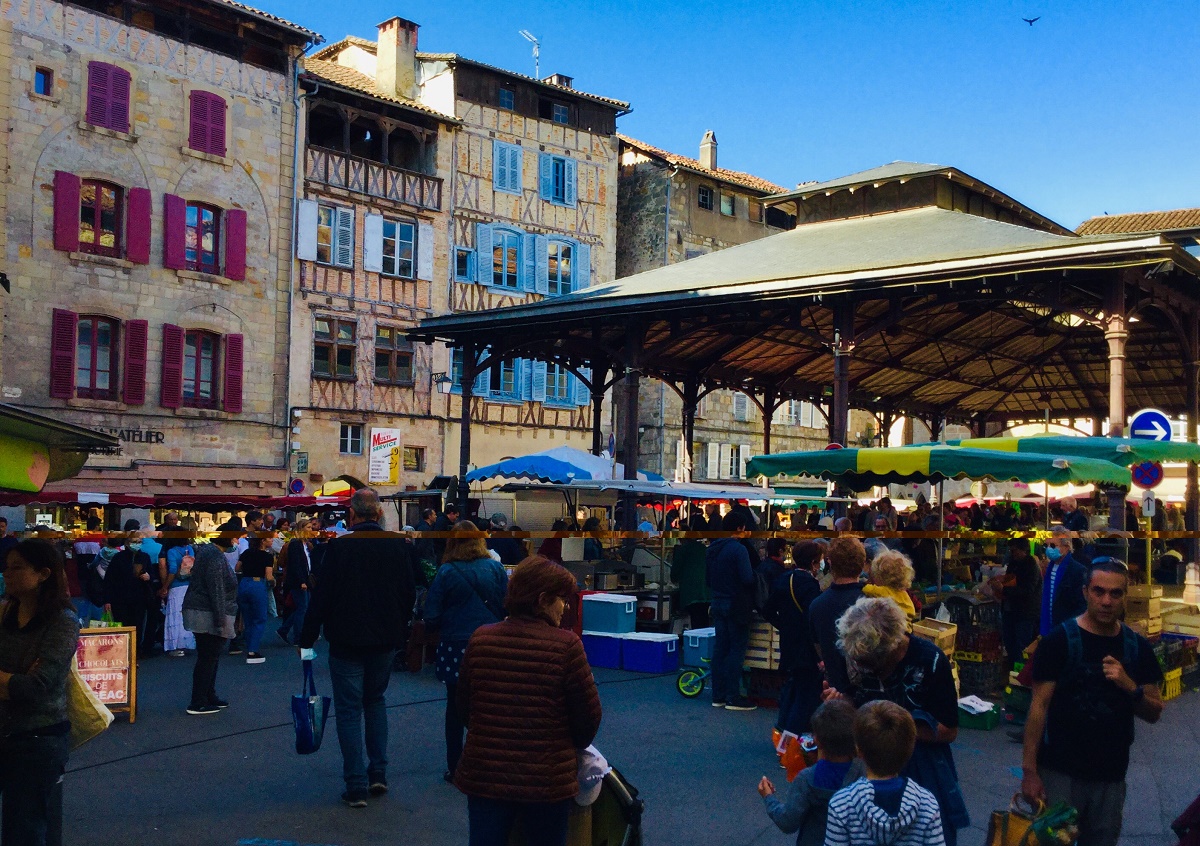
[
  {"x1": 538, "y1": 153, "x2": 553, "y2": 200},
  {"x1": 492, "y1": 140, "x2": 507, "y2": 191},
  {"x1": 508, "y1": 146, "x2": 523, "y2": 191},
  {"x1": 564, "y1": 159, "x2": 577, "y2": 207},
  {"x1": 574, "y1": 241, "x2": 590, "y2": 290},
  {"x1": 475, "y1": 223, "x2": 492, "y2": 284},
  {"x1": 535, "y1": 234, "x2": 550, "y2": 295},
  {"x1": 519, "y1": 359, "x2": 532, "y2": 400},
  {"x1": 574, "y1": 366, "x2": 591, "y2": 406},
  {"x1": 521, "y1": 232, "x2": 537, "y2": 292},
  {"x1": 531, "y1": 360, "x2": 547, "y2": 402},
  {"x1": 472, "y1": 350, "x2": 490, "y2": 397}
]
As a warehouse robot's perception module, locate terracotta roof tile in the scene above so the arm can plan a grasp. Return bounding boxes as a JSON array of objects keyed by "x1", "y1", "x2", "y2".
[
  {"x1": 200, "y1": 0, "x2": 321, "y2": 40},
  {"x1": 1077, "y1": 208, "x2": 1200, "y2": 236},
  {"x1": 300, "y1": 58, "x2": 457, "y2": 122},
  {"x1": 617, "y1": 134, "x2": 787, "y2": 195}
]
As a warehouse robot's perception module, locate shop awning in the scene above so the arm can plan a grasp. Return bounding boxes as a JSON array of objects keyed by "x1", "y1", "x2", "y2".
[
  {"x1": 0, "y1": 404, "x2": 118, "y2": 493},
  {"x1": 746, "y1": 446, "x2": 1132, "y2": 488},
  {"x1": 0, "y1": 491, "x2": 155, "y2": 507},
  {"x1": 947, "y1": 435, "x2": 1200, "y2": 466}
]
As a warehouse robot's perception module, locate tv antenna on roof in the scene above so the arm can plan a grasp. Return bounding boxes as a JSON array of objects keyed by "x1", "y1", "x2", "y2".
[{"x1": 519, "y1": 30, "x2": 540, "y2": 78}]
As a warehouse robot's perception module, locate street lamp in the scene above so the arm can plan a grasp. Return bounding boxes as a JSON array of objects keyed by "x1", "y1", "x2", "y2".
[{"x1": 433, "y1": 372, "x2": 454, "y2": 395}]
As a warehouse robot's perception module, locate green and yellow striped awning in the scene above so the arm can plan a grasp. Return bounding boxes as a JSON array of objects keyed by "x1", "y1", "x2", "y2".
[
  {"x1": 745, "y1": 446, "x2": 1131, "y2": 488},
  {"x1": 948, "y1": 435, "x2": 1200, "y2": 466}
]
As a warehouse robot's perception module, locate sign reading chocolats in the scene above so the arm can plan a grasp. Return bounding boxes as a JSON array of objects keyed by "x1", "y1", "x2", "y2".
[{"x1": 77, "y1": 626, "x2": 137, "y2": 722}]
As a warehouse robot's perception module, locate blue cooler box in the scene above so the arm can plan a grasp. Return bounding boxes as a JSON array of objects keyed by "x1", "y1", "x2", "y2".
[
  {"x1": 581, "y1": 594, "x2": 637, "y2": 634},
  {"x1": 581, "y1": 632, "x2": 623, "y2": 669},
  {"x1": 621, "y1": 632, "x2": 679, "y2": 673},
  {"x1": 682, "y1": 627, "x2": 716, "y2": 667}
]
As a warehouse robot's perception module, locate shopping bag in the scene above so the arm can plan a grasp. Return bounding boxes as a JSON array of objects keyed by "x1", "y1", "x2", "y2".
[
  {"x1": 67, "y1": 660, "x2": 114, "y2": 750},
  {"x1": 986, "y1": 794, "x2": 1078, "y2": 846},
  {"x1": 291, "y1": 659, "x2": 330, "y2": 755}
]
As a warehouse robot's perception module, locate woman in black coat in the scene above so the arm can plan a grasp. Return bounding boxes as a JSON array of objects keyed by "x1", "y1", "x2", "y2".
[{"x1": 103, "y1": 531, "x2": 152, "y2": 643}]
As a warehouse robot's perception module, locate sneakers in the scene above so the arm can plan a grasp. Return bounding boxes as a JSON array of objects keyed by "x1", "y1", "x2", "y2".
[
  {"x1": 246, "y1": 653, "x2": 265, "y2": 664},
  {"x1": 341, "y1": 791, "x2": 369, "y2": 808},
  {"x1": 186, "y1": 704, "x2": 220, "y2": 715},
  {"x1": 228, "y1": 645, "x2": 244, "y2": 656},
  {"x1": 442, "y1": 771, "x2": 455, "y2": 784},
  {"x1": 368, "y1": 780, "x2": 388, "y2": 796},
  {"x1": 711, "y1": 700, "x2": 727, "y2": 708},
  {"x1": 725, "y1": 697, "x2": 759, "y2": 711},
  {"x1": 276, "y1": 628, "x2": 291, "y2": 646},
  {"x1": 169, "y1": 649, "x2": 187, "y2": 657},
  {"x1": 209, "y1": 698, "x2": 229, "y2": 709}
]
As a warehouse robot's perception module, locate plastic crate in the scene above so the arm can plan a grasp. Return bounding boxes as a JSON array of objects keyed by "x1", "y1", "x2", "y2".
[
  {"x1": 621, "y1": 632, "x2": 679, "y2": 673},
  {"x1": 581, "y1": 632, "x2": 623, "y2": 670},
  {"x1": 912, "y1": 619, "x2": 957, "y2": 655},
  {"x1": 1004, "y1": 684, "x2": 1032, "y2": 715},
  {"x1": 943, "y1": 595, "x2": 1002, "y2": 632},
  {"x1": 958, "y1": 705, "x2": 1001, "y2": 731},
  {"x1": 581, "y1": 594, "x2": 637, "y2": 634},
  {"x1": 682, "y1": 627, "x2": 716, "y2": 667},
  {"x1": 958, "y1": 660, "x2": 1006, "y2": 697},
  {"x1": 1162, "y1": 667, "x2": 1183, "y2": 702}
]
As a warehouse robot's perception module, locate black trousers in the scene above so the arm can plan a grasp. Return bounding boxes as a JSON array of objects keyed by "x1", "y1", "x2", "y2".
[
  {"x1": 445, "y1": 680, "x2": 465, "y2": 774},
  {"x1": 0, "y1": 732, "x2": 68, "y2": 846},
  {"x1": 190, "y1": 633, "x2": 227, "y2": 708}
]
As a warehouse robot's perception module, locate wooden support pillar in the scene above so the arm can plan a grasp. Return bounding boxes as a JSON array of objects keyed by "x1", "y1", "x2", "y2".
[
  {"x1": 377, "y1": 120, "x2": 390, "y2": 164},
  {"x1": 929, "y1": 415, "x2": 943, "y2": 443},
  {"x1": 682, "y1": 377, "x2": 699, "y2": 469},
  {"x1": 761, "y1": 387, "x2": 777, "y2": 456},
  {"x1": 458, "y1": 343, "x2": 476, "y2": 512},
  {"x1": 590, "y1": 362, "x2": 610, "y2": 457},
  {"x1": 831, "y1": 301, "x2": 855, "y2": 446},
  {"x1": 880, "y1": 409, "x2": 894, "y2": 448},
  {"x1": 1105, "y1": 278, "x2": 1128, "y2": 436},
  {"x1": 620, "y1": 328, "x2": 644, "y2": 531}
]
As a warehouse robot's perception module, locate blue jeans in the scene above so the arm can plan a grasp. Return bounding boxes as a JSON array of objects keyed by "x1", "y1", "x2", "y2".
[
  {"x1": 328, "y1": 649, "x2": 394, "y2": 793},
  {"x1": 711, "y1": 609, "x2": 750, "y2": 704},
  {"x1": 467, "y1": 795, "x2": 572, "y2": 846},
  {"x1": 236, "y1": 579, "x2": 269, "y2": 654},
  {"x1": 279, "y1": 588, "x2": 309, "y2": 644}
]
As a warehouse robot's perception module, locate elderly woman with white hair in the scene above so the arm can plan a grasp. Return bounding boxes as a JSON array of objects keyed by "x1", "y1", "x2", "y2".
[{"x1": 828, "y1": 596, "x2": 969, "y2": 846}]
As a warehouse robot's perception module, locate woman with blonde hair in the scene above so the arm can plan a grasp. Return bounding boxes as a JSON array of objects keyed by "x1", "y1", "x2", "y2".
[{"x1": 425, "y1": 521, "x2": 508, "y2": 782}]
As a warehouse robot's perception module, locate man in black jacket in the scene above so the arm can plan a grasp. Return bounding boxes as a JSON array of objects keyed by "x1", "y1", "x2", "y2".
[{"x1": 299, "y1": 488, "x2": 416, "y2": 808}]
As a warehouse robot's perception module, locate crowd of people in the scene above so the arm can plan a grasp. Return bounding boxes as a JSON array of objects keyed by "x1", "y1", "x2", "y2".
[{"x1": 0, "y1": 491, "x2": 1177, "y2": 846}]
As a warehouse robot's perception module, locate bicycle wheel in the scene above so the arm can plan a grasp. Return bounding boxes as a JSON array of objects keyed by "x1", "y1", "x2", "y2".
[{"x1": 676, "y1": 669, "x2": 706, "y2": 698}]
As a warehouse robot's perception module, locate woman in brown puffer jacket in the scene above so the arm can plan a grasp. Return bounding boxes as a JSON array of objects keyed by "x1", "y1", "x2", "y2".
[{"x1": 454, "y1": 555, "x2": 602, "y2": 846}]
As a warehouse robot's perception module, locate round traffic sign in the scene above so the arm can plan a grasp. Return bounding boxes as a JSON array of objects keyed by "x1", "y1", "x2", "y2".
[
  {"x1": 1132, "y1": 461, "x2": 1164, "y2": 489},
  {"x1": 1129, "y1": 408, "x2": 1172, "y2": 441},
  {"x1": 289, "y1": 477, "x2": 305, "y2": 495},
  {"x1": 825, "y1": 443, "x2": 844, "y2": 450}
]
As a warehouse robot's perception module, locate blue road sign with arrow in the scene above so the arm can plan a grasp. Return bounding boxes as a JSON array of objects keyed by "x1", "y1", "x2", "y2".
[{"x1": 1129, "y1": 408, "x2": 1171, "y2": 441}]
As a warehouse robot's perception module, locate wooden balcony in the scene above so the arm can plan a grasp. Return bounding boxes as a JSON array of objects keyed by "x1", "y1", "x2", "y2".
[{"x1": 305, "y1": 146, "x2": 442, "y2": 212}]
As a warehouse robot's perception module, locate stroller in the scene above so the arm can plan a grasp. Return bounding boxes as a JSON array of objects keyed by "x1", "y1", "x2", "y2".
[{"x1": 511, "y1": 767, "x2": 644, "y2": 846}]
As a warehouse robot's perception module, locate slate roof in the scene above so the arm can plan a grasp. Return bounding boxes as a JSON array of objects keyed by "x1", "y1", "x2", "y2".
[
  {"x1": 202, "y1": 0, "x2": 322, "y2": 40},
  {"x1": 617, "y1": 134, "x2": 787, "y2": 195},
  {"x1": 300, "y1": 58, "x2": 458, "y2": 121},
  {"x1": 1077, "y1": 208, "x2": 1200, "y2": 236}
]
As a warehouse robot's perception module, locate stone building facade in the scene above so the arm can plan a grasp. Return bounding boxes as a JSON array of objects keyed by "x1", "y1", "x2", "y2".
[{"x1": 0, "y1": 0, "x2": 316, "y2": 499}]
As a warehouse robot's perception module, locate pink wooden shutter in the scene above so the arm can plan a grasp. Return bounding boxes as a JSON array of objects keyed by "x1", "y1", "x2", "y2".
[
  {"x1": 208, "y1": 94, "x2": 227, "y2": 156},
  {"x1": 85, "y1": 61, "x2": 110, "y2": 127},
  {"x1": 50, "y1": 308, "x2": 78, "y2": 399},
  {"x1": 110, "y1": 65, "x2": 131, "y2": 133},
  {"x1": 163, "y1": 194, "x2": 187, "y2": 270},
  {"x1": 187, "y1": 91, "x2": 208, "y2": 152},
  {"x1": 122, "y1": 319, "x2": 148, "y2": 405},
  {"x1": 224, "y1": 208, "x2": 247, "y2": 281},
  {"x1": 53, "y1": 170, "x2": 81, "y2": 253},
  {"x1": 126, "y1": 187, "x2": 151, "y2": 264},
  {"x1": 160, "y1": 323, "x2": 184, "y2": 409},
  {"x1": 223, "y1": 334, "x2": 244, "y2": 413}
]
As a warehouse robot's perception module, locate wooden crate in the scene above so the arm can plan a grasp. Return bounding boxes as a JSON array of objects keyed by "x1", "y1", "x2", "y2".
[
  {"x1": 1129, "y1": 584, "x2": 1164, "y2": 600},
  {"x1": 1126, "y1": 597, "x2": 1162, "y2": 619},
  {"x1": 1164, "y1": 610, "x2": 1200, "y2": 637},
  {"x1": 912, "y1": 619, "x2": 958, "y2": 655},
  {"x1": 744, "y1": 620, "x2": 781, "y2": 670}
]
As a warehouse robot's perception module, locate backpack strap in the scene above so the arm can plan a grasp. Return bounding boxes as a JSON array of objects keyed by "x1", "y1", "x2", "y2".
[{"x1": 1120, "y1": 623, "x2": 1139, "y2": 668}]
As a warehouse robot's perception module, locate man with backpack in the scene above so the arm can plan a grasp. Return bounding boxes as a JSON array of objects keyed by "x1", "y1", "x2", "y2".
[
  {"x1": 762, "y1": 541, "x2": 824, "y2": 734},
  {"x1": 706, "y1": 510, "x2": 757, "y2": 711},
  {"x1": 1021, "y1": 557, "x2": 1164, "y2": 846}
]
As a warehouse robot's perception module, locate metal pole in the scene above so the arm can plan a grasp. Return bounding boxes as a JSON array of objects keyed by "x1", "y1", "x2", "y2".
[
  {"x1": 458, "y1": 344, "x2": 476, "y2": 513},
  {"x1": 938, "y1": 480, "x2": 945, "y2": 597}
]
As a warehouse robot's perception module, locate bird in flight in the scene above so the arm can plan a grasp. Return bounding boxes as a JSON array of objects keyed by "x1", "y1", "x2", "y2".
[{"x1": 1023, "y1": 16, "x2": 1041, "y2": 25}]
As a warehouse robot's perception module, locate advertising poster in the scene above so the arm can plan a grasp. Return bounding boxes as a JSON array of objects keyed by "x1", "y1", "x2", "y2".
[
  {"x1": 77, "y1": 626, "x2": 137, "y2": 720},
  {"x1": 368, "y1": 427, "x2": 401, "y2": 485}
]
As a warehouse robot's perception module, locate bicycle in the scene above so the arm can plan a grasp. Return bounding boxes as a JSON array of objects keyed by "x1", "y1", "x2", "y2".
[{"x1": 676, "y1": 657, "x2": 712, "y2": 698}]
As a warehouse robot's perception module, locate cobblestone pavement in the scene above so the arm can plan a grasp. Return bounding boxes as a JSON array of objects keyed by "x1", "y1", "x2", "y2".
[{"x1": 65, "y1": 635, "x2": 1200, "y2": 845}]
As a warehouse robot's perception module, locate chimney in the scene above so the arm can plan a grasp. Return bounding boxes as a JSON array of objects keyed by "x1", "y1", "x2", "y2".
[
  {"x1": 542, "y1": 73, "x2": 573, "y2": 89},
  {"x1": 699, "y1": 130, "x2": 717, "y2": 170},
  {"x1": 376, "y1": 16, "x2": 419, "y2": 100}
]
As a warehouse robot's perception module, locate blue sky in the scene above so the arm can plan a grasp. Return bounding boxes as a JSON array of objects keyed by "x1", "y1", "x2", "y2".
[{"x1": 258, "y1": 0, "x2": 1199, "y2": 228}]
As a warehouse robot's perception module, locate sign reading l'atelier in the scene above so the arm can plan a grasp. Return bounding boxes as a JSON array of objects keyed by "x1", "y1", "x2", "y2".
[{"x1": 101, "y1": 428, "x2": 167, "y2": 444}]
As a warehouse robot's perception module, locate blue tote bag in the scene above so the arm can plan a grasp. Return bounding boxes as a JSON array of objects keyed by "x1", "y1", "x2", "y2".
[{"x1": 291, "y1": 660, "x2": 331, "y2": 755}]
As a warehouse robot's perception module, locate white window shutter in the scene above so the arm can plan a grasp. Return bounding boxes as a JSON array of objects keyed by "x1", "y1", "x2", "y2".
[
  {"x1": 739, "y1": 444, "x2": 751, "y2": 478},
  {"x1": 417, "y1": 221, "x2": 434, "y2": 281},
  {"x1": 334, "y1": 208, "x2": 354, "y2": 268},
  {"x1": 574, "y1": 365, "x2": 591, "y2": 406},
  {"x1": 362, "y1": 213, "x2": 384, "y2": 273},
  {"x1": 574, "y1": 241, "x2": 590, "y2": 290},
  {"x1": 475, "y1": 223, "x2": 492, "y2": 285},
  {"x1": 564, "y1": 159, "x2": 577, "y2": 207},
  {"x1": 296, "y1": 199, "x2": 318, "y2": 261},
  {"x1": 522, "y1": 232, "x2": 538, "y2": 292},
  {"x1": 534, "y1": 234, "x2": 550, "y2": 295},
  {"x1": 706, "y1": 443, "x2": 720, "y2": 480},
  {"x1": 719, "y1": 444, "x2": 733, "y2": 479},
  {"x1": 539, "y1": 153, "x2": 553, "y2": 200},
  {"x1": 531, "y1": 360, "x2": 547, "y2": 402},
  {"x1": 733, "y1": 392, "x2": 749, "y2": 422}
]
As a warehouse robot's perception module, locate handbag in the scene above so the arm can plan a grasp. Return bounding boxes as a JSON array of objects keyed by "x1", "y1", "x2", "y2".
[
  {"x1": 291, "y1": 659, "x2": 331, "y2": 755},
  {"x1": 67, "y1": 660, "x2": 114, "y2": 750}
]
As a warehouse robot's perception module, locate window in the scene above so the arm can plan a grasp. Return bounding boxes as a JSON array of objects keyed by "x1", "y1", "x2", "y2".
[
  {"x1": 733, "y1": 392, "x2": 750, "y2": 422},
  {"x1": 492, "y1": 230, "x2": 521, "y2": 288},
  {"x1": 313, "y1": 318, "x2": 356, "y2": 379},
  {"x1": 451, "y1": 347, "x2": 464, "y2": 388},
  {"x1": 85, "y1": 61, "x2": 131, "y2": 133},
  {"x1": 402, "y1": 446, "x2": 425, "y2": 472},
  {"x1": 188, "y1": 90, "x2": 228, "y2": 157},
  {"x1": 546, "y1": 362, "x2": 571, "y2": 404},
  {"x1": 547, "y1": 241, "x2": 572, "y2": 296},
  {"x1": 552, "y1": 103, "x2": 569, "y2": 124},
  {"x1": 551, "y1": 158, "x2": 569, "y2": 204},
  {"x1": 374, "y1": 326, "x2": 413, "y2": 384},
  {"x1": 798, "y1": 401, "x2": 818, "y2": 428},
  {"x1": 749, "y1": 200, "x2": 764, "y2": 223},
  {"x1": 317, "y1": 203, "x2": 354, "y2": 268},
  {"x1": 455, "y1": 248, "x2": 474, "y2": 280},
  {"x1": 538, "y1": 98, "x2": 570, "y2": 124},
  {"x1": 75, "y1": 316, "x2": 118, "y2": 399},
  {"x1": 182, "y1": 330, "x2": 219, "y2": 408},
  {"x1": 184, "y1": 202, "x2": 220, "y2": 273},
  {"x1": 339, "y1": 423, "x2": 363, "y2": 455},
  {"x1": 490, "y1": 358, "x2": 518, "y2": 398},
  {"x1": 498, "y1": 88, "x2": 514, "y2": 110},
  {"x1": 78, "y1": 180, "x2": 122, "y2": 257},
  {"x1": 720, "y1": 193, "x2": 735, "y2": 216},
  {"x1": 726, "y1": 445, "x2": 741, "y2": 479},
  {"x1": 538, "y1": 154, "x2": 577, "y2": 207},
  {"x1": 695, "y1": 395, "x2": 708, "y2": 419},
  {"x1": 493, "y1": 141, "x2": 523, "y2": 194},
  {"x1": 382, "y1": 218, "x2": 415, "y2": 278},
  {"x1": 34, "y1": 67, "x2": 53, "y2": 96},
  {"x1": 697, "y1": 186, "x2": 714, "y2": 211}
]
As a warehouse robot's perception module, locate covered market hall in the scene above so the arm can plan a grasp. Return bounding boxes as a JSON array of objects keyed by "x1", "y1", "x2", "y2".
[{"x1": 411, "y1": 161, "x2": 1200, "y2": 530}]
